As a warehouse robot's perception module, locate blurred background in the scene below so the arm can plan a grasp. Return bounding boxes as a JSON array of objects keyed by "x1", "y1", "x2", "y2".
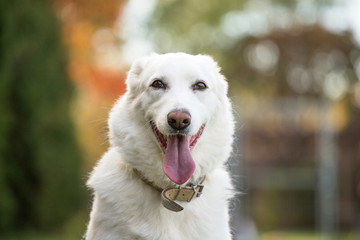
[{"x1": 1, "y1": 0, "x2": 360, "y2": 239}]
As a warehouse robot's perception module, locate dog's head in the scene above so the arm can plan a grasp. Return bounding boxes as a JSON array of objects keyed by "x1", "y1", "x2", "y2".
[{"x1": 109, "y1": 53, "x2": 234, "y2": 185}]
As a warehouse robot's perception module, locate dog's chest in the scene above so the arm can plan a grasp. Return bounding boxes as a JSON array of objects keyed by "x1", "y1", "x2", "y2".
[
  {"x1": 120, "y1": 197, "x2": 225, "y2": 239},
  {"x1": 107, "y1": 181, "x2": 230, "y2": 240}
]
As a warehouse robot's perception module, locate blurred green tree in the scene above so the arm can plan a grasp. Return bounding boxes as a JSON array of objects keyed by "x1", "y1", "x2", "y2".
[
  {"x1": 0, "y1": 0, "x2": 85, "y2": 233},
  {"x1": 222, "y1": 25, "x2": 360, "y2": 100}
]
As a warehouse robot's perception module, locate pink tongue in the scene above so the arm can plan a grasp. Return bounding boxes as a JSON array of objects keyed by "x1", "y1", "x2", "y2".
[{"x1": 163, "y1": 135, "x2": 195, "y2": 185}]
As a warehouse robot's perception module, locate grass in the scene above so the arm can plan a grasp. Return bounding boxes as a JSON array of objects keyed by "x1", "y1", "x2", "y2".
[
  {"x1": 260, "y1": 231, "x2": 360, "y2": 240},
  {"x1": 1, "y1": 232, "x2": 83, "y2": 240},
  {"x1": 2, "y1": 234, "x2": 82, "y2": 240},
  {"x1": 3, "y1": 231, "x2": 359, "y2": 240}
]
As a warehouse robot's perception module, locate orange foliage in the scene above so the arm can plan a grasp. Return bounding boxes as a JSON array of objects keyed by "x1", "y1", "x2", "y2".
[
  {"x1": 54, "y1": 0, "x2": 122, "y2": 26},
  {"x1": 89, "y1": 67, "x2": 127, "y2": 100},
  {"x1": 53, "y1": 0, "x2": 127, "y2": 99},
  {"x1": 52, "y1": 0, "x2": 128, "y2": 167}
]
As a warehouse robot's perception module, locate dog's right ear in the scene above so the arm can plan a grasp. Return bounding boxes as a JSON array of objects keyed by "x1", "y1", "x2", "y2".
[
  {"x1": 126, "y1": 56, "x2": 150, "y2": 94},
  {"x1": 125, "y1": 53, "x2": 160, "y2": 95}
]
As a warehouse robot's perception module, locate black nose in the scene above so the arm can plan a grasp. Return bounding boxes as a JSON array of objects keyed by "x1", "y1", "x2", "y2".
[{"x1": 167, "y1": 110, "x2": 191, "y2": 130}]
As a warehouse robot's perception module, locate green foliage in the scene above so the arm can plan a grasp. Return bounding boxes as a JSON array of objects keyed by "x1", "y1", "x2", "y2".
[
  {"x1": 221, "y1": 26, "x2": 359, "y2": 98},
  {"x1": 0, "y1": 0, "x2": 85, "y2": 233},
  {"x1": 149, "y1": 0, "x2": 299, "y2": 55}
]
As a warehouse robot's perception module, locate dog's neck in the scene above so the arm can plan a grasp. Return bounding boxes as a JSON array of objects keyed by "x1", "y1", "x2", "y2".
[
  {"x1": 133, "y1": 168, "x2": 206, "y2": 212},
  {"x1": 133, "y1": 168, "x2": 163, "y2": 192}
]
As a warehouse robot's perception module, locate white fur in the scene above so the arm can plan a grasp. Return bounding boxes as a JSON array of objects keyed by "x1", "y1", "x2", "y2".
[{"x1": 85, "y1": 53, "x2": 235, "y2": 240}]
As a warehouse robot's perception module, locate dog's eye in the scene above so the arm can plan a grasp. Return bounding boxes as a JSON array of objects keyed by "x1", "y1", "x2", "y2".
[
  {"x1": 192, "y1": 81, "x2": 207, "y2": 91},
  {"x1": 151, "y1": 79, "x2": 166, "y2": 89}
]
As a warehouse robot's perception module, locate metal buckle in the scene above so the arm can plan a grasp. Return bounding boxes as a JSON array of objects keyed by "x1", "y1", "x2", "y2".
[
  {"x1": 187, "y1": 184, "x2": 204, "y2": 202},
  {"x1": 196, "y1": 184, "x2": 204, "y2": 197}
]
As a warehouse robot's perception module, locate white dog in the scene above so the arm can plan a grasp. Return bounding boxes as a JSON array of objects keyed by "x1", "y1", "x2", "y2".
[{"x1": 85, "y1": 53, "x2": 235, "y2": 240}]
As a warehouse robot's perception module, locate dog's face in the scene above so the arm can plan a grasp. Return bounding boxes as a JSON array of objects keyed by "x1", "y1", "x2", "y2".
[{"x1": 109, "y1": 53, "x2": 234, "y2": 185}]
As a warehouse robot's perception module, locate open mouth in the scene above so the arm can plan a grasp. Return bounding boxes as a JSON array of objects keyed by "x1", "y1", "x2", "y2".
[
  {"x1": 150, "y1": 121, "x2": 205, "y2": 185},
  {"x1": 150, "y1": 121, "x2": 204, "y2": 153}
]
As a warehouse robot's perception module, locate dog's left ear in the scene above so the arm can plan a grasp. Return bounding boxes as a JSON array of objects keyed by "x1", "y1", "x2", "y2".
[{"x1": 198, "y1": 55, "x2": 229, "y2": 102}]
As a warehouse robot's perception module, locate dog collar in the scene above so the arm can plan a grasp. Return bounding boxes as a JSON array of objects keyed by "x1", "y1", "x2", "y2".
[{"x1": 133, "y1": 168, "x2": 205, "y2": 212}]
